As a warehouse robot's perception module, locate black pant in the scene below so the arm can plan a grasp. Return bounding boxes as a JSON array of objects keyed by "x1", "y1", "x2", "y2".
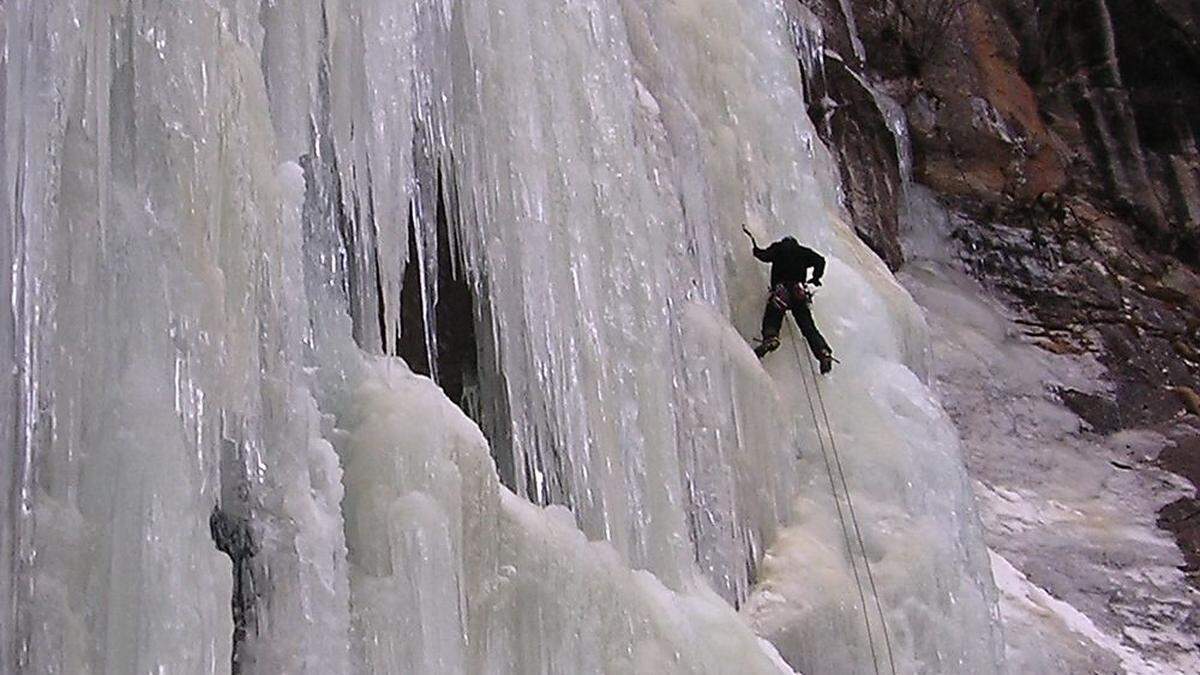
[{"x1": 762, "y1": 293, "x2": 831, "y2": 358}]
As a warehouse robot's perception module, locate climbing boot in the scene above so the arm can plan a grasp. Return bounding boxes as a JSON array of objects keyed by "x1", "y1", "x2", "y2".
[
  {"x1": 755, "y1": 336, "x2": 781, "y2": 358},
  {"x1": 818, "y1": 350, "x2": 834, "y2": 375}
]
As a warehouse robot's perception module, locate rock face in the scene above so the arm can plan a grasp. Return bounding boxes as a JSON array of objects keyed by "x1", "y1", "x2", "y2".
[
  {"x1": 812, "y1": 54, "x2": 908, "y2": 269},
  {"x1": 794, "y1": 0, "x2": 1200, "y2": 668},
  {"x1": 1033, "y1": 0, "x2": 1200, "y2": 261},
  {"x1": 787, "y1": 0, "x2": 909, "y2": 270},
  {"x1": 806, "y1": 0, "x2": 1199, "y2": 264}
]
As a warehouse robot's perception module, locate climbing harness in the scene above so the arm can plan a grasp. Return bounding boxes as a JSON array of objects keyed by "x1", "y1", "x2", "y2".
[
  {"x1": 769, "y1": 282, "x2": 810, "y2": 311},
  {"x1": 755, "y1": 283, "x2": 819, "y2": 359},
  {"x1": 789, "y1": 318, "x2": 898, "y2": 675},
  {"x1": 769, "y1": 285, "x2": 791, "y2": 311}
]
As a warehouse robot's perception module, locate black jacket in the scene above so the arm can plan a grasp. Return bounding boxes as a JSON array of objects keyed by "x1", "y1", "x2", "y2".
[{"x1": 753, "y1": 237, "x2": 826, "y2": 287}]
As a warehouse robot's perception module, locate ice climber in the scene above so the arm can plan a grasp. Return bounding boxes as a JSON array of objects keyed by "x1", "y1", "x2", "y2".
[{"x1": 744, "y1": 228, "x2": 835, "y2": 374}]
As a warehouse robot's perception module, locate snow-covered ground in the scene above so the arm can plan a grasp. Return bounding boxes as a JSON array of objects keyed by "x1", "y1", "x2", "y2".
[{"x1": 900, "y1": 187, "x2": 1200, "y2": 674}]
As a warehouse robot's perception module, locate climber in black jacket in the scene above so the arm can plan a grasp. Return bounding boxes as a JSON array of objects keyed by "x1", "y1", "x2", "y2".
[{"x1": 745, "y1": 228, "x2": 834, "y2": 373}]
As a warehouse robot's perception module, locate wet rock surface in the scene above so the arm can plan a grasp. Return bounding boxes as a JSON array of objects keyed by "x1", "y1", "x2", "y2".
[
  {"x1": 787, "y1": 0, "x2": 909, "y2": 270},
  {"x1": 810, "y1": 54, "x2": 908, "y2": 270}
]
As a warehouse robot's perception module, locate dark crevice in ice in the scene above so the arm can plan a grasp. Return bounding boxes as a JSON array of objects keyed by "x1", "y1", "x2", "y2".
[
  {"x1": 398, "y1": 169, "x2": 518, "y2": 490},
  {"x1": 210, "y1": 426, "x2": 263, "y2": 675}
]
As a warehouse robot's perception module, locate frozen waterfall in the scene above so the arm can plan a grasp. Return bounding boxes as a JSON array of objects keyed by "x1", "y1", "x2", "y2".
[{"x1": 1, "y1": 0, "x2": 1003, "y2": 673}]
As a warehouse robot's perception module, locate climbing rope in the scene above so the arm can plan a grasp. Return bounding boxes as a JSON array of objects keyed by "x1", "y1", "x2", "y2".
[
  {"x1": 789, "y1": 330, "x2": 881, "y2": 674},
  {"x1": 788, "y1": 316, "x2": 898, "y2": 675}
]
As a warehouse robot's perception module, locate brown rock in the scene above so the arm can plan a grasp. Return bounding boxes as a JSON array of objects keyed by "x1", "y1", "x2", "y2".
[{"x1": 1169, "y1": 386, "x2": 1200, "y2": 417}]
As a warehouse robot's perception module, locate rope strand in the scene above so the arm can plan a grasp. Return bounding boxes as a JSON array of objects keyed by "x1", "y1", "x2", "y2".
[
  {"x1": 805, "y1": 340, "x2": 899, "y2": 675},
  {"x1": 788, "y1": 328, "x2": 882, "y2": 675},
  {"x1": 789, "y1": 314, "x2": 898, "y2": 675}
]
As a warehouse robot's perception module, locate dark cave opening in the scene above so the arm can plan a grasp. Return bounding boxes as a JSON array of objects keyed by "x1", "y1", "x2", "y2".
[
  {"x1": 396, "y1": 172, "x2": 518, "y2": 490},
  {"x1": 398, "y1": 174, "x2": 478, "y2": 403}
]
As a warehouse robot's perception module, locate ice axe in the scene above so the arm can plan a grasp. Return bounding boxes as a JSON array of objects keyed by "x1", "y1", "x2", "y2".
[{"x1": 741, "y1": 225, "x2": 759, "y2": 249}]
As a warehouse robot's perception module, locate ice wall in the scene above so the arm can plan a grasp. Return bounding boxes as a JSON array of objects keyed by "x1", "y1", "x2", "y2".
[{"x1": 2, "y1": 1, "x2": 1002, "y2": 674}]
